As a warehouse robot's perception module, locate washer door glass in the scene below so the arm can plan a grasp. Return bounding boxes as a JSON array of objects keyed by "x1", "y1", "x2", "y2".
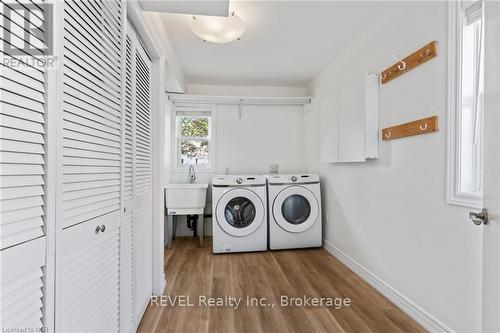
[
  {"x1": 225, "y1": 197, "x2": 256, "y2": 228},
  {"x1": 281, "y1": 194, "x2": 311, "y2": 225},
  {"x1": 216, "y1": 188, "x2": 265, "y2": 237},
  {"x1": 272, "y1": 185, "x2": 319, "y2": 233}
]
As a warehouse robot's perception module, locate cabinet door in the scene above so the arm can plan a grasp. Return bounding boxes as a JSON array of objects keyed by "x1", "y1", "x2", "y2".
[
  {"x1": 320, "y1": 93, "x2": 340, "y2": 163},
  {"x1": 320, "y1": 74, "x2": 379, "y2": 164},
  {"x1": 338, "y1": 76, "x2": 366, "y2": 162},
  {"x1": 364, "y1": 74, "x2": 380, "y2": 159}
]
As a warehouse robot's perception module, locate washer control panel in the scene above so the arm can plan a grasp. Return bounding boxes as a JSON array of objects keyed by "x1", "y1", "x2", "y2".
[
  {"x1": 212, "y1": 175, "x2": 267, "y2": 186},
  {"x1": 290, "y1": 176, "x2": 298, "y2": 182}
]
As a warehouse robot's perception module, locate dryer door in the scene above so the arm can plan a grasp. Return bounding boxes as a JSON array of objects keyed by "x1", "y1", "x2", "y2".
[
  {"x1": 216, "y1": 188, "x2": 265, "y2": 237},
  {"x1": 273, "y1": 185, "x2": 319, "y2": 233}
]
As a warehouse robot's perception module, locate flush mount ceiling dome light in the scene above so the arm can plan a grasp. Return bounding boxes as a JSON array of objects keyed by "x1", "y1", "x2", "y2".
[{"x1": 191, "y1": 12, "x2": 245, "y2": 44}]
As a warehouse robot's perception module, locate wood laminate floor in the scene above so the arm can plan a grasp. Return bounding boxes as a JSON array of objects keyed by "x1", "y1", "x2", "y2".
[{"x1": 138, "y1": 237, "x2": 425, "y2": 333}]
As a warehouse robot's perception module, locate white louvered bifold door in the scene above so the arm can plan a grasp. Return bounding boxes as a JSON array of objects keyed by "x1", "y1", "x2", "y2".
[
  {"x1": 0, "y1": 237, "x2": 46, "y2": 328},
  {"x1": 61, "y1": 0, "x2": 122, "y2": 229},
  {"x1": 58, "y1": 213, "x2": 120, "y2": 332},
  {"x1": 120, "y1": 31, "x2": 134, "y2": 333},
  {"x1": 0, "y1": 1, "x2": 48, "y2": 331},
  {"x1": 0, "y1": 1, "x2": 46, "y2": 250},
  {"x1": 56, "y1": 0, "x2": 123, "y2": 331},
  {"x1": 121, "y1": 24, "x2": 153, "y2": 329},
  {"x1": 132, "y1": 39, "x2": 152, "y2": 323}
]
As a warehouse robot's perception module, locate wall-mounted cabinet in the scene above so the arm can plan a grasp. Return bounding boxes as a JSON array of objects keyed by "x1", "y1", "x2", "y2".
[{"x1": 320, "y1": 74, "x2": 379, "y2": 163}]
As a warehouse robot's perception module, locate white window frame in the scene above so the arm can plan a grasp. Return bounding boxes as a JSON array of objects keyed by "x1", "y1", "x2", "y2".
[
  {"x1": 171, "y1": 103, "x2": 216, "y2": 173},
  {"x1": 447, "y1": 1, "x2": 484, "y2": 209}
]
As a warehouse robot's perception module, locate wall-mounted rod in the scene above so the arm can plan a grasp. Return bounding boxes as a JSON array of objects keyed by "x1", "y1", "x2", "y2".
[{"x1": 167, "y1": 94, "x2": 313, "y2": 106}]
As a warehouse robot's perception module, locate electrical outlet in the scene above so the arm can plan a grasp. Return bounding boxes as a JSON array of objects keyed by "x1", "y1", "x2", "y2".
[{"x1": 269, "y1": 164, "x2": 279, "y2": 174}]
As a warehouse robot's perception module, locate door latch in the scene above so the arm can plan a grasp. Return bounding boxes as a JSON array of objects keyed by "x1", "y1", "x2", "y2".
[{"x1": 469, "y1": 208, "x2": 488, "y2": 225}]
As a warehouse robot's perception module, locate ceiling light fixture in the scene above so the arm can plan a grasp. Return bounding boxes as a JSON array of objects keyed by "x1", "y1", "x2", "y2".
[{"x1": 191, "y1": 12, "x2": 245, "y2": 44}]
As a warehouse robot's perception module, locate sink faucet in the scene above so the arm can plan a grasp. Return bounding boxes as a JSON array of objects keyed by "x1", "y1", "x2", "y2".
[{"x1": 188, "y1": 164, "x2": 196, "y2": 183}]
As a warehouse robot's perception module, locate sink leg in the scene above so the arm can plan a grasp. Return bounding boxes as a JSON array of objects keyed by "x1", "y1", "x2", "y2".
[
  {"x1": 172, "y1": 215, "x2": 177, "y2": 240},
  {"x1": 198, "y1": 214, "x2": 204, "y2": 247}
]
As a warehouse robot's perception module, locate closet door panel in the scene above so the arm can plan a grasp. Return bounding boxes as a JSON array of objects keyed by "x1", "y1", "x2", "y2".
[
  {"x1": 0, "y1": 237, "x2": 46, "y2": 328},
  {"x1": 0, "y1": 3, "x2": 48, "y2": 330},
  {"x1": 0, "y1": 60, "x2": 46, "y2": 249},
  {"x1": 61, "y1": 0, "x2": 122, "y2": 231},
  {"x1": 120, "y1": 23, "x2": 153, "y2": 330},
  {"x1": 56, "y1": 0, "x2": 123, "y2": 331},
  {"x1": 132, "y1": 41, "x2": 152, "y2": 322},
  {"x1": 59, "y1": 211, "x2": 120, "y2": 332},
  {"x1": 120, "y1": 32, "x2": 134, "y2": 333}
]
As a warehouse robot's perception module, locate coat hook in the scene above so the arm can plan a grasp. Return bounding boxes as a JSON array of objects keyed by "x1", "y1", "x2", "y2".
[
  {"x1": 392, "y1": 54, "x2": 406, "y2": 71},
  {"x1": 419, "y1": 123, "x2": 428, "y2": 131},
  {"x1": 420, "y1": 48, "x2": 431, "y2": 58},
  {"x1": 384, "y1": 131, "x2": 391, "y2": 139}
]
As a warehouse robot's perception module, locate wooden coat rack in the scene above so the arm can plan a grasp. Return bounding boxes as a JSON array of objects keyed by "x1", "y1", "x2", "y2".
[
  {"x1": 381, "y1": 41, "x2": 438, "y2": 84},
  {"x1": 382, "y1": 116, "x2": 438, "y2": 141}
]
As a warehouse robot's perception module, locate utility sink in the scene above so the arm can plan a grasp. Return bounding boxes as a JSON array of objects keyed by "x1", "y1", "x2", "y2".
[{"x1": 165, "y1": 183, "x2": 208, "y2": 215}]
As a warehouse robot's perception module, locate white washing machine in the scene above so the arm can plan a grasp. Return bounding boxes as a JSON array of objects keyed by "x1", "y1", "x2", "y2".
[
  {"x1": 268, "y1": 174, "x2": 322, "y2": 250},
  {"x1": 212, "y1": 175, "x2": 268, "y2": 253}
]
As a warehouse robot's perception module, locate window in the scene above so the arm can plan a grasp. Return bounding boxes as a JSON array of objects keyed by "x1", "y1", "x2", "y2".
[
  {"x1": 174, "y1": 105, "x2": 213, "y2": 169},
  {"x1": 448, "y1": 0, "x2": 484, "y2": 208}
]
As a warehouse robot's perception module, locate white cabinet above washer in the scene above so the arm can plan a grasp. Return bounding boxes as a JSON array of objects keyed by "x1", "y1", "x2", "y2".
[{"x1": 320, "y1": 73, "x2": 379, "y2": 163}]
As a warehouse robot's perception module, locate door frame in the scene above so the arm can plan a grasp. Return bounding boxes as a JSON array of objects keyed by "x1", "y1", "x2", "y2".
[{"x1": 482, "y1": 1, "x2": 500, "y2": 331}]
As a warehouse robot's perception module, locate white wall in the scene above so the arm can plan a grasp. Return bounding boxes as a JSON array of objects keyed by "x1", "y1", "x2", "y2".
[
  {"x1": 163, "y1": 99, "x2": 173, "y2": 246},
  {"x1": 169, "y1": 84, "x2": 307, "y2": 236},
  {"x1": 304, "y1": 2, "x2": 482, "y2": 332},
  {"x1": 186, "y1": 83, "x2": 307, "y2": 97}
]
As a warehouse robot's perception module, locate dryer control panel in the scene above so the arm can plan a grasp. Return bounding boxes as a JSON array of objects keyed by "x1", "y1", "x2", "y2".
[{"x1": 268, "y1": 174, "x2": 320, "y2": 185}]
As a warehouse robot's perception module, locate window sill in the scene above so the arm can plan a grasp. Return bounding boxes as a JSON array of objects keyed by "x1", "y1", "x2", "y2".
[
  {"x1": 447, "y1": 193, "x2": 483, "y2": 209},
  {"x1": 171, "y1": 167, "x2": 215, "y2": 174}
]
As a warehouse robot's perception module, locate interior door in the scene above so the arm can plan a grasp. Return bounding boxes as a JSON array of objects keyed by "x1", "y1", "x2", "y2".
[
  {"x1": 122, "y1": 23, "x2": 153, "y2": 328},
  {"x1": 56, "y1": 0, "x2": 123, "y2": 331},
  {"x1": 120, "y1": 27, "x2": 135, "y2": 333},
  {"x1": 0, "y1": 1, "x2": 49, "y2": 330},
  {"x1": 481, "y1": 1, "x2": 500, "y2": 331},
  {"x1": 132, "y1": 33, "x2": 153, "y2": 323}
]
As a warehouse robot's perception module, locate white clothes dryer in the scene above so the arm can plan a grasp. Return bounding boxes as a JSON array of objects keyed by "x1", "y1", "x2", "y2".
[{"x1": 267, "y1": 174, "x2": 322, "y2": 250}]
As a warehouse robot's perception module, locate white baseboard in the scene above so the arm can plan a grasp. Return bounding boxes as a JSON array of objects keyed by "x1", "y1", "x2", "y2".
[
  {"x1": 153, "y1": 273, "x2": 167, "y2": 296},
  {"x1": 133, "y1": 297, "x2": 152, "y2": 333},
  {"x1": 322, "y1": 239, "x2": 452, "y2": 333}
]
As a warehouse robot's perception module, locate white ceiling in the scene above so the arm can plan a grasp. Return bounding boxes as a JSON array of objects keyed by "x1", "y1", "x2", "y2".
[
  {"x1": 159, "y1": 1, "x2": 391, "y2": 87},
  {"x1": 140, "y1": 1, "x2": 230, "y2": 17}
]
